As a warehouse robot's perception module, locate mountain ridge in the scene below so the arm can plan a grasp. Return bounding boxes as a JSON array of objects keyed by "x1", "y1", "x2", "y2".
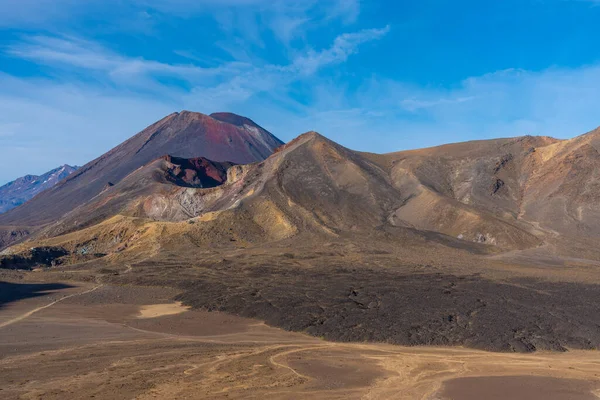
[
  {"x1": 2, "y1": 113, "x2": 600, "y2": 266},
  {"x1": 0, "y1": 165, "x2": 79, "y2": 214}
]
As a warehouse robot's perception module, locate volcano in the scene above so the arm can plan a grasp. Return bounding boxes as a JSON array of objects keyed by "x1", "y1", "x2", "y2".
[{"x1": 0, "y1": 111, "x2": 282, "y2": 236}]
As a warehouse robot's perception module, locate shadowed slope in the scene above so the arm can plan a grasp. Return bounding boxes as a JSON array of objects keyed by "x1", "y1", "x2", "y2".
[{"x1": 0, "y1": 281, "x2": 73, "y2": 309}]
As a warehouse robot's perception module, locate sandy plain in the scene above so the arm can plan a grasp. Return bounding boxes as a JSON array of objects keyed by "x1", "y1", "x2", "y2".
[{"x1": 1, "y1": 276, "x2": 599, "y2": 400}]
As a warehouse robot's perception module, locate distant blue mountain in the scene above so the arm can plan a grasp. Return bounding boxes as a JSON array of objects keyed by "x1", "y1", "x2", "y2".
[{"x1": 0, "y1": 165, "x2": 79, "y2": 214}]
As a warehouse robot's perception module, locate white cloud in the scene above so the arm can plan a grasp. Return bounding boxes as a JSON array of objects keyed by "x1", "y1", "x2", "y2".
[
  {"x1": 403, "y1": 66, "x2": 600, "y2": 139},
  {"x1": 327, "y1": 0, "x2": 361, "y2": 24},
  {"x1": 299, "y1": 65, "x2": 600, "y2": 151},
  {"x1": 5, "y1": 26, "x2": 388, "y2": 106},
  {"x1": 204, "y1": 0, "x2": 362, "y2": 46},
  {"x1": 292, "y1": 26, "x2": 389, "y2": 75},
  {"x1": 269, "y1": 15, "x2": 309, "y2": 45},
  {"x1": 0, "y1": 0, "x2": 361, "y2": 44},
  {"x1": 6, "y1": 36, "x2": 249, "y2": 91}
]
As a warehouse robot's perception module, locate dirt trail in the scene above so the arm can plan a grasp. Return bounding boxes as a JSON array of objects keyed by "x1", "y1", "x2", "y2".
[
  {"x1": 0, "y1": 284, "x2": 103, "y2": 329},
  {"x1": 2, "y1": 263, "x2": 135, "y2": 330}
]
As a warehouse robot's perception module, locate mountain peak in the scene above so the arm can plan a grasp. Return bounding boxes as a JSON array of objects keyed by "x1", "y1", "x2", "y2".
[
  {"x1": 167, "y1": 110, "x2": 272, "y2": 134},
  {"x1": 0, "y1": 165, "x2": 79, "y2": 214},
  {"x1": 56, "y1": 164, "x2": 78, "y2": 172},
  {"x1": 274, "y1": 131, "x2": 327, "y2": 154},
  {"x1": 209, "y1": 112, "x2": 261, "y2": 128},
  {"x1": 0, "y1": 111, "x2": 283, "y2": 228},
  {"x1": 299, "y1": 130, "x2": 324, "y2": 139}
]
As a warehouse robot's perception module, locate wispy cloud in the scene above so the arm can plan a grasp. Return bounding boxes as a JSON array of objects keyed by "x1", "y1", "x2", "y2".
[
  {"x1": 292, "y1": 26, "x2": 390, "y2": 75},
  {"x1": 309, "y1": 64, "x2": 600, "y2": 150},
  {"x1": 204, "y1": 0, "x2": 363, "y2": 46},
  {"x1": 0, "y1": 0, "x2": 361, "y2": 44},
  {"x1": 5, "y1": 26, "x2": 388, "y2": 106},
  {"x1": 186, "y1": 26, "x2": 389, "y2": 109},
  {"x1": 6, "y1": 36, "x2": 248, "y2": 89}
]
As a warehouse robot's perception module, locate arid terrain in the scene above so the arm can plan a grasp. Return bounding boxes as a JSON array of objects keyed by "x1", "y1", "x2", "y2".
[
  {"x1": 1, "y1": 269, "x2": 599, "y2": 400},
  {"x1": 2, "y1": 112, "x2": 600, "y2": 398}
]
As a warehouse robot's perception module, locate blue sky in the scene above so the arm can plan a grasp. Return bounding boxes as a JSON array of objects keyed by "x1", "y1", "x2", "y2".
[{"x1": 1, "y1": 0, "x2": 600, "y2": 184}]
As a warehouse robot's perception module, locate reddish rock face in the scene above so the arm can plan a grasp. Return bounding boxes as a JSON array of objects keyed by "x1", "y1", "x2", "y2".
[
  {"x1": 0, "y1": 111, "x2": 283, "y2": 227},
  {"x1": 162, "y1": 155, "x2": 234, "y2": 188}
]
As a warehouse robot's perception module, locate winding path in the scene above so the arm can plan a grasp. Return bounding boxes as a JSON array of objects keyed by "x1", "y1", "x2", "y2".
[{"x1": 0, "y1": 284, "x2": 103, "y2": 329}]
